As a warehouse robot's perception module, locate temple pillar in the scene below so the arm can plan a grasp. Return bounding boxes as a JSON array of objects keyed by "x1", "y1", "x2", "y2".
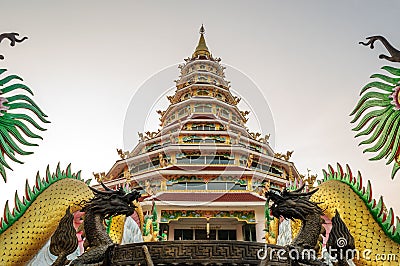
[
  {"x1": 236, "y1": 223, "x2": 244, "y2": 241},
  {"x1": 255, "y1": 207, "x2": 266, "y2": 243},
  {"x1": 168, "y1": 223, "x2": 175, "y2": 240},
  {"x1": 234, "y1": 153, "x2": 240, "y2": 165},
  {"x1": 170, "y1": 153, "x2": 177, "y2": 164}
]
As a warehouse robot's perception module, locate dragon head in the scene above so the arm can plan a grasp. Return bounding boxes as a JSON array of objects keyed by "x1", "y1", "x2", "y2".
[
  {"x1": 82, "y1": 183, "x2": 141, "y2": 219},
  {"x1": 265, "y1": 184, "x2": 323, "y2": 221}
]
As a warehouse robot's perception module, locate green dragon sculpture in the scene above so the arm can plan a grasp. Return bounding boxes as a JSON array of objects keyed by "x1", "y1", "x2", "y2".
[
  {"x1": 355, "y1": 35, "x2": 400, "y2": 178},
  {"x1": 0, "y1": 68, "x2": 49, "y2": 181}
]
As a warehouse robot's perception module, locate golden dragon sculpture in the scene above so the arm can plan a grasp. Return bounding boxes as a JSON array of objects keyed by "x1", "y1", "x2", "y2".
[
  {"x1": 315, "y1": 164, "x2": 400, "y2": 265},
  {"x1": 284, "y1": 164, "x2": 400, "y2": 266},
  {"x1": 0, "y1": 164, "x2": 145, "y2": 265}
]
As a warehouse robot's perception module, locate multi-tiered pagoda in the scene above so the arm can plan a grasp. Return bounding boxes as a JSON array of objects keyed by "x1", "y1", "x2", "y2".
[{"x1": 98, "y1": 25, "x2": 301, "y2": 242}]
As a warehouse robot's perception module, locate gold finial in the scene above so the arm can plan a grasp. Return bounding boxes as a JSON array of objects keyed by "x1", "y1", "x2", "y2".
[
  {"x1": 192, "y1": 24, "x2": 210, "y2": 58},
  {"x1": 200, "y1": 24, "x2": 205, "y2": 34}
]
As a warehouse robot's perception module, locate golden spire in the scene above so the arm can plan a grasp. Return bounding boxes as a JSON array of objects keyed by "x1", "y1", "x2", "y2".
[{"x1": 192, "y1": 24, "x2": 211, "y2": 58}]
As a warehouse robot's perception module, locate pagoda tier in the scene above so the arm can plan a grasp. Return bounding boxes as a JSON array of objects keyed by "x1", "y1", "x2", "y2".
[{"x1": 95, "y1": 26, "x2": 301, "y2": 243}]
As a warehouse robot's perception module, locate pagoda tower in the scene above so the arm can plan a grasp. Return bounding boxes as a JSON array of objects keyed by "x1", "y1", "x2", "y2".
[{"x1": 96, "y1": 26, "x2": 301, "y2": 242}]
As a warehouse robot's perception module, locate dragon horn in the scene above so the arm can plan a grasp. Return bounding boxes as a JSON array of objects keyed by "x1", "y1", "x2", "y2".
[
  {"x1": 291, "y1": 183, "x2": 305, "y2": 193},
  {"x1": 100, "y1": 182, "x2": 114, "y2": 192},
  {"x1": 88, "y1": 185, "x2": 115, "y2": 195},
  {"x1": 289, "y1": 188, "x2": 319, "y2": 197}
]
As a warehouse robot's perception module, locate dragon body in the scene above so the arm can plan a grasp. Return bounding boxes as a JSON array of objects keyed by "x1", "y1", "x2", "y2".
[
  {"x1": 304, "y1": 164, "x2": 399, "y2": 266},
  {"x1": 0, "y1": 167, "x2": 141, "y2": 266},
  {"x1": 0, "y1": 165, "x2": 93, "y2": 265}
]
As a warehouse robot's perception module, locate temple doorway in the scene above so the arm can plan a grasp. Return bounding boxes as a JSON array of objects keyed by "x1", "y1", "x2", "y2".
[{"x1": 167, "y1": 217, "x2": 247, "y2": 241}]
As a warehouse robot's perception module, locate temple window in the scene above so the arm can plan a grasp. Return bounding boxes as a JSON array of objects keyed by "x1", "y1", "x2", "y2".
[
  {"x1": 178, "y1": 107, "x2": 189, "y2": 117},
  {"x1": 243, "y1": 224, "x2": 257, "y2": 242},
  {"x1": 174, "y1": 229, "x2": 193, "y2": 240},
  {"x1": 129, "y1": 156, "x2": 168, "y2": 174},
  {"x1": 146, "y1": 143, "x2": 162, "y2": 152},
  {"x1": 207, "y1": 181, "x2": 227, "y2": 190},
  {"x1": 270, "y1": 167, "x2": 283, "y2": 175},
  {"x1": 207, "y1": 181, "x2": 246, "y2": 191},
  {"x1": 191, "y1": 124, "x2": 216, "y2": 131},
  {"x1": 239, "y1": 156, "x2": 248, "y2": 166},
  {"x1": 138, "y1": 163, "x2": 148, "y2": 172},
  {"x1": 170, "y1": 182, "x2": 187, "y2": 190},
  {"x1": 203, "y1": 136, "x2": 225, "y2": 144},
  {"x1": 221, "y1": 108, "x2": 230, "y2": 118},
  {"x1": 182, "y1": 135, "x2": 202, "y2": 143},
  {"x1": 168, "y1": 181, "x2": 204, "y2": 191},
  {"x1": 194, "y1": 104, "x2": 212, "y2": 113},
  {"x1": 167, "y1": 181, "x2": 246, "y2": 191},
  {"x1": 176, "y1": 154, "x2": 234, "y2": 165},
  {"x1": 186, "y1": 182, "x2": 207, "y2": 190},
  {"x1": 232, "y1": 115, "x2": 239, "y2": 123},
  {"x1": 231, "y1": 183, "x2": 247, "y2": 190},
  {"x1": 249, "y1": 145, "x2": 263, "y2": 153},
  {"x1": 218, "y1": 230, "x2": 237, "y2": 240}
]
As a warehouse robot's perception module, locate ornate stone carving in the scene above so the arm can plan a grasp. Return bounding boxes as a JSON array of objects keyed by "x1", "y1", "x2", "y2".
[
  {"x1": 92, "y1": 172, "x2": 106, "y2": 183},
  {"x1": 166, "y1": 95, "x2": 174, "y2": 103},
  {"x1": 258, "y1": 134, "x2": 270, "y2": 144},
  {"x1": 111, "y1": 241, "x2": 291, "y2": 265},
  {"x1": 117, "y1": 148, "x2": 130, "y2": 159},
  {"x1": 138, "y1": 132, "x2": 146, "y2": 142},
  {"x1": 158, "y1": 153, "x2": 168, "y2": 168},
  {"x1": 248, "y1": 131, "x2": 261, "y2": 140},
  {"x1": 274, "y1": 150, "x2": 293, "y2": 161},
  {"x1": 246, "y1": 154, "x2": 254, "y2": 168},
  {"x1": 145, "y1": 130, "x2": 159, "y2": 139},
  {"x1": 240, "y1": 110, "x2": 250, "y2": 117},
  {"x1": 160, "y1": 209, "x2": 255, "y2": 223},
  {"x1": 156, "y1": 110, "x2": 165, "y2": 118}
]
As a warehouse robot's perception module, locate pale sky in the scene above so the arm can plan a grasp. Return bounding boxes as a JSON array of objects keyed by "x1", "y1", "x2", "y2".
[{"x1": 0, "y1": 1, "x2": 399, "y2": 215}]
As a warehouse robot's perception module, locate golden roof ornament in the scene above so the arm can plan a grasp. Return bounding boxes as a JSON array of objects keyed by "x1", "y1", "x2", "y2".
[{"x1": 192, "y1": 24, "x2": 211, "y2": 59}]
